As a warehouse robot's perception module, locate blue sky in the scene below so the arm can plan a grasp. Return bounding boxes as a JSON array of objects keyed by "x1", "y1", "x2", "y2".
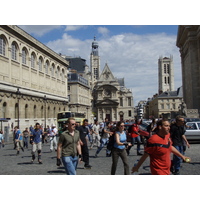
[{"x1": 18, "y1": 25, "x2": 182, "y2": 105}]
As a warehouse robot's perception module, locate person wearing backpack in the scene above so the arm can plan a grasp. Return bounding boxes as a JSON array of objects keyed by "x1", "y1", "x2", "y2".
[{"x1": 111, "y1": 121, "x2": 131, "y2": 175}]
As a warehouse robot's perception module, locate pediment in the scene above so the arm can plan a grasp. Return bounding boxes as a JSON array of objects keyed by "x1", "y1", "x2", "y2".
[
  {"x1": 98, "y1": 63, "x2": 117, "y2": 83},
  {"x1": 96, "y1": 98, "x2": 119, "y2": 106}
]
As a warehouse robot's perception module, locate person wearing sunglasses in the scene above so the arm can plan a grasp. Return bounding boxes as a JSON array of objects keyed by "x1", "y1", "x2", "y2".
[
  {"x1": 57, "y1": 117, "x2": 82, "y2": 175},
  {"x1": 111, "y1": 121, "x2": 131, "y2": 175}
]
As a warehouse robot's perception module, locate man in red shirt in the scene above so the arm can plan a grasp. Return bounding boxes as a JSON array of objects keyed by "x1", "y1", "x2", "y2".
[{"x1": 131, "y1": 119, "x2": 190, "y2": 175}]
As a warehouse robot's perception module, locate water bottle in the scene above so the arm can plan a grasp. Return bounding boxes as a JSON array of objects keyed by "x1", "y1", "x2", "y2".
[{"x1": 132, "y1": 159, "x2": 139, "y2": 175}]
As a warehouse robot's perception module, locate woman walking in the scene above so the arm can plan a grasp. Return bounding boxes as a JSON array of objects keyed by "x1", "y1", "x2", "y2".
[{"x1": 111, "y1": 121, "x2": 131, "y2": 175}]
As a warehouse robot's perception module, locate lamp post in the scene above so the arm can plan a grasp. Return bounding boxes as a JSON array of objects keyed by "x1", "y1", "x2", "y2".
[
  {"x1": 16, "y1": 88, "x2": 21, "y2": 128},
  {"x1": 44, "y1": 95, "x2": 47, "y2": 131}
]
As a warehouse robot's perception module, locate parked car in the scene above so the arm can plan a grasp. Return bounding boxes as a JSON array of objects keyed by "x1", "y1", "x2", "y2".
[{"x1": 185, "y1": 121, "x2": 200, "y2": 142}]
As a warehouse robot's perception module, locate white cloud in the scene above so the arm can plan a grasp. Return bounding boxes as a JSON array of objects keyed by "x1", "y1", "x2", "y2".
[
  {"x1": 46, "y1": 31, "x2": 182, "y2": 105},
  {"x1": 97, "y1": 27, "x2": 110, "y2": 37},
  {"x1": 65, "y1": 25, "x2": 87, "y2": 32},
  {"x1": 19, "y1": 25, "x2": 62, "y2": 37}
]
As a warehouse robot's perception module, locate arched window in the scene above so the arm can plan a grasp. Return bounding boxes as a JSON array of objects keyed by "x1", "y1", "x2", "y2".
[
  {"x1": 53, "y1": 107, "x2": 56, "y2": 118},
  {"x1": 2, "y1": 102, "x2": 7, "y2": 118},
  {"x1": 57, "y1": 66, "x2": 60, "y2": 79},
  {"x1": 15, "y1": 103, "x2": 19, "y2": 119},
  {"x1": 0, "y1": 35, "x2": 6, "y2": 56},
  {"x1": 40, "y1": 106, "x2": 43, "y2": 118},
  {"x1": 61, "y1": 69, "x2": 65, "y2": 81},
  {"x1": 51, "y1": 64, "x2": 55, "y2": 77},
  {"x1": 25, "y1": 104, "x2": 28, "y2": 119},
  {"x1": 31, "y1": 52, "x2": 36, "y2": 68},
  {"x1": 45, "y1": 60, "x2": 49, "y2": 74},
  {"x1": 34, "y1": 105, "x2": 36, "y2": 118},
  {"x1": 22, "y1": 47, "x2": 28, "y2": 65},
  {"x1": 11, "y1": 42, "x2": 18, "y2": 60},
  {"x1": 38, "y1": 57, "x2": 43, "y2": 71},
  {"x1": 47, "y1": 106, "x2": 50, "y2": 118}
]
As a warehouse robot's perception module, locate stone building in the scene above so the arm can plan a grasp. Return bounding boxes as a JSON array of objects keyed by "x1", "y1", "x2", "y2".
[
  {"x1": 63, "y1": 37, "x2": 134, "y2": 122},
  {"x1": 146, "y1": 56, "x2": 183, "y2": 119},
  {"x1": 158, "y1": 55, "x2": 174, "y2": 94},
  {"x1": 176, "y1": 25, "x2": 200, "y2": 112},
  {"x1": 148, "y1": 87, "x2": 183, "y2": 119},
  {"x1": 0, "y1": 25, "x2": 69, "y2": 132},
  {"x1": 93, "y1": 63, "x2": 134, "y2": 121}
]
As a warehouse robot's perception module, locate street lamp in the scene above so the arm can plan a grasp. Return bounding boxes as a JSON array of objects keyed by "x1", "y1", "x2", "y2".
[
  {"x1": 16, "y1": 88, "x2": 21, "y2": 128},
  {"x1": 44, "y1": 95, "x2": 47, "y2": 131}
]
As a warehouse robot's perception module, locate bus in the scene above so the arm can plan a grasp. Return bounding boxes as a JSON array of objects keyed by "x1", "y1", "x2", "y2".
[{"x1": 57, "y1": 111, "x2": 86, "y2": 133}]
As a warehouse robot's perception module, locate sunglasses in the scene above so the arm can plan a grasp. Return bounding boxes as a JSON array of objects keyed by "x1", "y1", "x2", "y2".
[{"x1": 70, "y1": 123, "x2": 76, "y2": 126}]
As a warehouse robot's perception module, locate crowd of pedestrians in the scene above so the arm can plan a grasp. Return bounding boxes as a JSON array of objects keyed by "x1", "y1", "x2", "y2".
[{"x1": 0, "y1": 115, "x2": 191, "y2": 175}]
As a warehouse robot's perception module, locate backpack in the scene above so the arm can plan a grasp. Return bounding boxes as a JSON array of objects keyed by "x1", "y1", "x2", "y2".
[{"x1": 107, "y1": 132, "x2": 116, "y2": 150}]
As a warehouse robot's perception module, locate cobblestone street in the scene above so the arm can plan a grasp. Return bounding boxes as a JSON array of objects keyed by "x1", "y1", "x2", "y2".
[{"x1": 1, "y1": 139, "x2": 200, "y2": 175}]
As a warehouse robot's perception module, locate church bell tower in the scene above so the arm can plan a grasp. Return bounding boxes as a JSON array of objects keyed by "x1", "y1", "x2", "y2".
[
  {"x1": 90, "y1": 37, "x2": 100, "y2": 88},
  {"x1": 158, "y1": 55, "x2": 175, "y2": 94}
]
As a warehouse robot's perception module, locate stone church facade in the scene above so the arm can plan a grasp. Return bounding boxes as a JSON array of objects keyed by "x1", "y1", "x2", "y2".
[
  {"x1": 90, "y1": 38, "x2": 134, "y2": 122},
  {"x1": 93, "y1": 63, "x2": 134, "y2": 121}
]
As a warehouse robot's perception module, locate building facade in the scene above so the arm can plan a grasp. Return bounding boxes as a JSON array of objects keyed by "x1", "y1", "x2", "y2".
[
  {"x1": 148, "y1": 87, "x2": 183, "y2": 119},
  {"x1": 0, "y1": 25, "x2": 69, "y2": 132},
  {"x1": 67, "y1": 72, "x2": 92, "y2": 122},
  {"x1": 176, "y1": 25, "x2": 200, "y2": 112},
  {"x1": 93, "y1": 63, "x2": 134, "y2": 121}
]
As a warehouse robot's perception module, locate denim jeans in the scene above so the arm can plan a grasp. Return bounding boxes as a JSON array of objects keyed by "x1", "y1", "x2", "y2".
[
  {"x1": 62, "y1": 156, "x2": 78, "y2": 175},
  {"x1": 96, "y1": 138, "x2": 110, "y2": 155},
  {"x1": 126, "y1": 136, "x2": 141, "y2": 154},
  {"x1": 173, "y1": 145, "x2": 183, "y2": 171},
  {"x1": 24, "y1": 137, "x2": 28, "y2": 148}
]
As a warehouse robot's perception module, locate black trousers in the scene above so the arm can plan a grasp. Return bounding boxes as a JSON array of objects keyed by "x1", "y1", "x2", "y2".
[
  {"x1": 111, "y1": 147, "x2": 130, "y2": 175},
  {"x1": 81, "y1": 144, "x2": 89, "y2": 166}
]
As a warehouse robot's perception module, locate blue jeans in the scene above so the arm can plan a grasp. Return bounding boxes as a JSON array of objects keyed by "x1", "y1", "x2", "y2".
[
  {"x1": 131, "y1": 136, "x2": 141, "y2": 151},
  {"x1": 173, "y1": 146, "x2": 183, "y2": 171},
  {"x1": 96, "y1": 138, "x2": 110, "y2": 155},
  {"x1": 62, "y1": 156, "x2": 78, "y2": 175}
]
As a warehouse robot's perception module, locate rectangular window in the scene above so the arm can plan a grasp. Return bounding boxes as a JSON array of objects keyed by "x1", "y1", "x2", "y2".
[
  {"x1": 120, "y1": 98, "x2": 123, "y2": 106},
  {"x1": 128, "y1": 110, "x2": 132, "y2": 117},
  {"x1": 167, "y1": 104, "x2": 170, "y2": 109},
  {"x1": 128, "y1": 97, "x2": 131, "y2": 106}
]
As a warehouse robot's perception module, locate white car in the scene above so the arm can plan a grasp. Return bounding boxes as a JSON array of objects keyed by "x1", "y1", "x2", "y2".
[{"x1": 185, "y1": 122, "x2": 200, "y2": 141}]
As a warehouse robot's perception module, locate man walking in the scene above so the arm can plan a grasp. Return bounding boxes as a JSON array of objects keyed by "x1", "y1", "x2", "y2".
[
  {"x1": 49, "y1": 124, "x2": 58, "y2": 152},
  {"x1": 131, "y1": 119, "x2": 190, "y2": 175},
  {"x1": 91, "y1": 120, "x2": 101, "y2": 149},
  {"x1": 14, "y1": 126, "x2": 24, "y2": 155},
  {"x1": 57, "y1": 117, "x2": 82, "y2": 175},
  {"x1": 30, "y1": 123, "x2": 44, "y2": 164},
  {"x1": 78, "y1": 119, "x2": 92, "y2": 169},
  {"x1": 170, "y1": 115, "x2": 190, "y2": 175}
]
